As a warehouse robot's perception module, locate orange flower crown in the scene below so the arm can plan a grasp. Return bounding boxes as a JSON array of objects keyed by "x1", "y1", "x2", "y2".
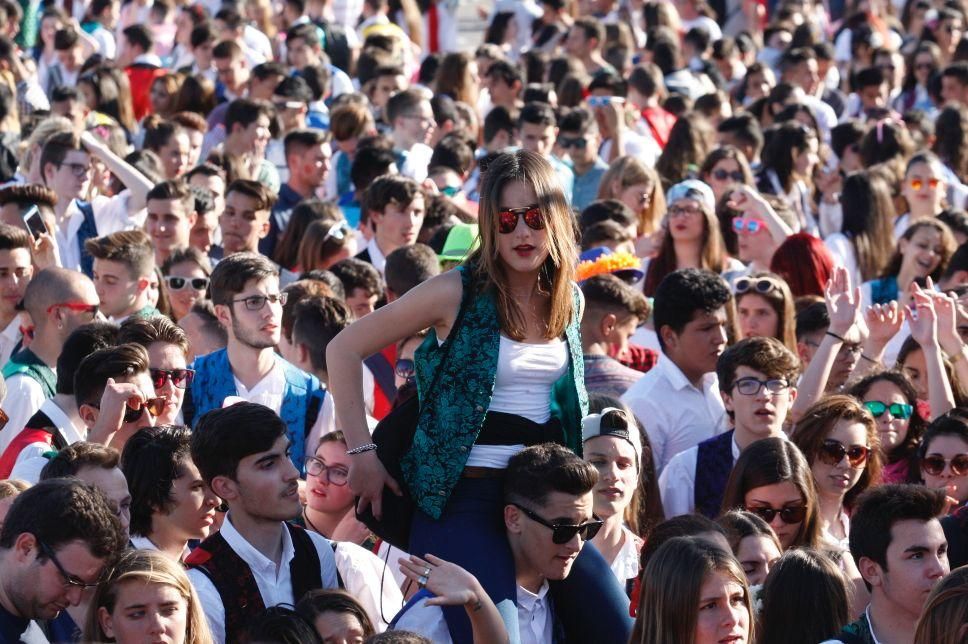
[{"x1": 576, "y1": 251, "x2": 642, "y2": 282}]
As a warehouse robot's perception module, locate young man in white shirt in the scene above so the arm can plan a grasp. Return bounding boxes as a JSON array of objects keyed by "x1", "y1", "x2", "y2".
[
  {"x1": 185, "y1": 402, "x2": 340, "y2": 644},
  {"x1": 86, "y1": 229, "x2": 157, "y2": 322},
  {"x1": 392, "y1": 443, "x2": 601, "y2": 644},
  {"x1": 659, "y1": 336, "x2": 800, "y2": 518},
  {"x1": 0, "y1": 225, "x2": 33, "y2": 368},
  {"x1": 386, "y1": 88, "x2": 436, "y2": 182},
  {"x1": 40, "y1": 130, "x2": 154, "y2": 275},
  {"x1": 825, "y1": 484, "x2": 949, "y2": 644},
  {"x1": 621, "y1": 267, "x2": 733, "y2": 472},
  {"x1": 355, "y1": 175, "x2": 425, "y2": 278},
  {"x1": 185, "y1": 252, "x2": 326, "y2": 472},
  {"x1": 144, "y1": 179, "x2": 198, "y2": 267}
]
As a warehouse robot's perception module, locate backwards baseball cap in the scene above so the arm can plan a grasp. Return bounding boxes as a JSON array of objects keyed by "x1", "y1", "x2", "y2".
[
  {"x1": 581, "y1": 407, "x2": 642, "y2": 468},
  {"x1": 667, "y1": 179, "x2": 715, "y2": 212}
]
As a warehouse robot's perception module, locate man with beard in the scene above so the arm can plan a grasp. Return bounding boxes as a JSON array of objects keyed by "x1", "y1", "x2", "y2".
[
  {"x1": 185, "y1": 402, "x2": 340, "y2": 644},
  {"x1": 0, "y1": 478, "x2": 126, "y2": 642},
  {"x1": 183, "y1": 252, "x2": 326, "y2": 472}
]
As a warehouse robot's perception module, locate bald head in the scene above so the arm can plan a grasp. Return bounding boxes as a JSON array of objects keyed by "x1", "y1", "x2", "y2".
[{"x1": 23, "y1": 268, "x2": 98, "y2": 329}]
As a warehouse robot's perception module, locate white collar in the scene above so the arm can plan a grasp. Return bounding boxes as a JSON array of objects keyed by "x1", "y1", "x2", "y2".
[
  {"x1": 656, "y1": 352, "x2": 715, "y2": 392},
  {"x1": 0, "y1": 315, "x2": 20, "y2": 341},
  {"x1": 39, "y1": 398, "x2": 85, "y2": 445},
  {"x1": 516, "y1": 581, "x2": 550, "y2": 611},
  {"x1": 219, "y1": 513, "x2": 295, "y2": 573}
]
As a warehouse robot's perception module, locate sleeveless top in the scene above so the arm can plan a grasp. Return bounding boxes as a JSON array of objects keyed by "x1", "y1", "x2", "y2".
[
  {"x1": 403, "y1": 265, "x2": 587, "y2": 519},
  {"x1": 487, "y1": 335, "x2": 568, "y2": 423}
]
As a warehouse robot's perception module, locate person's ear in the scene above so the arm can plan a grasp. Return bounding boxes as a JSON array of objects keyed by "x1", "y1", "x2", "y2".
[
  {"x1": 659, "y1": 324, "x2": 678, "y2": 352},
  {"x1": 137, "y1": 277, "x2": 150, "y2": 294},
  {"x1": 720, "y1": 389, "x2": 734, "y2": 415},
  {"x1": 42, "y1": 162, "x2": 56, "y2": 185},
  {"x1": 98, "y1": 607, "x2": 116, "y2": 638},
  {"x1": 79, "y1": 403, "x2": 99, "y2": 429},
  {"x1": 188, "y1": 211, "x2": 198, "y2": 228},
  {"x1": 505, "y1": 504, "x2": 522, "y2": 534},
  {"x1": 210, "y1": 475, "x2": 239, "y2": 502},
  {"x1": 12, "y1": 531, "x2": 37, "y2": 563},
  {"x1": 258, "y1": 215, "x2": 270, "y2": 239},
  {"x1": 599, "y1": 312, "x2": 618, "y2": 339},
  {"x1": 857, "y1": 556, "x2": 883, "y2": 589},
  {"x1": 796, "y1": 340, "x2": 811, "y2": 365},
  {"x1": 214, "y1": 303, "x2": 232, "y2": 329}
]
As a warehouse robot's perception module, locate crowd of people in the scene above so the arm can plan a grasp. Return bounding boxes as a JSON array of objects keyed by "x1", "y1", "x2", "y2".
[{"x1": 3, "y1": 0, "x2": 968, "y2": 641}]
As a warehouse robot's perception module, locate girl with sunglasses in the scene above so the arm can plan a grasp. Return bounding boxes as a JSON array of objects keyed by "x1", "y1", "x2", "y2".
[
  {"x1": 631, "y1": 536, "x2": 753, "y2": 644},
  {"x1": 84, "y1": 548, "x2": 213, "y2": 644},
  {"x1": 720, "y1": 437, "x2": 822, "y2": 551},
  {"x1": 862, "y1": 219, "x2": 956, "y2": 307},
  {"x1": 699, "y1": 146, "x2": 754, "y2": 205},
  {"x1": 917, "y1": 411, "x2": 968, "y2": 513},
  {"x1": 723, "y1": 187, "x2": 797, "y2": 274},
  {"x1": 790, "y1": 396, "x2": 882, "y2": 551},
  {"x1": 161, "y1": 247, "x2": 212, "y2": 322},
  {"x1": 329, "y1": 150, "x2": 631, "y2": 643},
  {"x1": 849, "y1": 370, "x2": 927, "y2": 484},
  {"x1": 117, "y1": 316, "x2": 193, "y2": 426},
  {"x1": 296, "y1": 216, "x2": 357, "y2": 273},
  {"x1": 641, "y1": 179, "x2": 740, "y2": 296},
  {"x1": 896, "y1": 152, "x2": 948, "y2": 240},
  {"x1": 733, "y1": 272, "x2": 797, "y2": 354}
]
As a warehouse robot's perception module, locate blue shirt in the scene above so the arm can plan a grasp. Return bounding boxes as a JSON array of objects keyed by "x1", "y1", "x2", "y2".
[
  {"x1": 572, "y1": 157, "x2": 609, "y2": 211},
  {"x1": 261, "y1": 183, "x2": 306, "y2": 258},
  {"x1": 548, "y1": 155, "x2": 575, "y2": 204},
  {"x1": 0, "y1": 601, "x2": 29, "y2": 643}
]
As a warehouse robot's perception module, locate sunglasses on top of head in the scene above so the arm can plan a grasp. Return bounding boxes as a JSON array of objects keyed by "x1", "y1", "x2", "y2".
[
  {"x1": 510, "y1": 502, "x2": 603, "y2": 544},
  {"x1": 497, "y1": 204, "x2": 545, "y2": 234}
]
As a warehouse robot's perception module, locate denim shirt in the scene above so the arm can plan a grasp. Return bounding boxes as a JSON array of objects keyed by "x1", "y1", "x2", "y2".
[{"x1": 402, "y1": 265, "x2": 588, "y2": 519}]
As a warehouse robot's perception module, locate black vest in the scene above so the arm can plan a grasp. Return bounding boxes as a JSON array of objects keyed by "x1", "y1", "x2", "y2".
[{"x1": 694, "y1": 430, "x2": 736, "y2": 518}]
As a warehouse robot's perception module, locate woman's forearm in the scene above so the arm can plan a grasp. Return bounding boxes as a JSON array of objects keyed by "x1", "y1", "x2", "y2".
[
  {"x1": 924, "y1": 345, "x2": 956, "y2": 418},
  {"x1": 326, "y1": 336, "x2": 373, "y2": 448}
]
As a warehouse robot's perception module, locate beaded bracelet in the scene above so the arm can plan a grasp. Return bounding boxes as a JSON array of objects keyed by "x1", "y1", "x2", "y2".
[{"x1": 346, "y1": 443, "x2": 378, "y2": 455}]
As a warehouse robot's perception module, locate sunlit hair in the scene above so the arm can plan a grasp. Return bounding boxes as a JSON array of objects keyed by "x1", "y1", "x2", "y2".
[
  {"x1": 770, "y1": 233, "x2": 835, "y2": 298},
  {"x1": 913, "y1": 566, "x2": 968, "y2": 644},
  {"x1": 735, "y1": 271, "x2": 797, "y2": 353},
  {"x1": 642, "y1": 198, "x2": 726, "y2": 297},
  {"x1": 791, "y1": 395, "x2": 882, "y2": 510},
  {"x1": 698, "y1": 145, "x2": 755, "y2": 186},
  {"x1": 720, "y1": 437, "x2": 823, "y2": 549},
  {"x1": 84, "y1": 549, "x2": 214, "y2": 644},
  {"x1": 716, "y1": 509, "x2": 781, "y2": 557},
  {"x1": 596, "y1": 155, "x2": 666, "y2": 235},
  {"x1": 467, "y1": 150, "x2": 578, "y2": 341},
  {"x1": 880, "y1": 218, "x2": 957, "y2": 281},
  {"x1": 757, "y1": 549, "x2": 852, "y2": 644},
  {"x1": 631, "y1": 536, "x2": 753, "y2": 644}
]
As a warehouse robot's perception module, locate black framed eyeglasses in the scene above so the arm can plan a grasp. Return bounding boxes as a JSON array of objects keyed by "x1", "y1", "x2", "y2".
[
  {"x1": 39, "y1": 541, "x2": 101, "y2": 590},
  {"x1": 232, "y1": 293, "x2": 288, "y2": 311},
  {"x1": 149, "y1": 368, "x2": 195, "y2": 390},
  {"x1": 733, "y1": 377, "x2": 790, "y2": 396},
  {"x1": 746, "y1": 505, "x2": 807, "y2": 525},
  {"x1": 510, "y1": 502, "x2": 603, "y2": 544},
  {"x1": 304, "y1": 456, "x2": 349, "y2": 485}
]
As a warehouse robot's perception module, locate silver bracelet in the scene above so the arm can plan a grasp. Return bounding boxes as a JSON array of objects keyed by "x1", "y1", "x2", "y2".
[{"x1": 346, "y1": 443, "x2": 378, "y2": 455}]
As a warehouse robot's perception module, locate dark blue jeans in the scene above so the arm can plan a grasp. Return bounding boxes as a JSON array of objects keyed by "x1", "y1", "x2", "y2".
[{"x1": 409, "y1": 477, "x2": 633, "y2": 644}]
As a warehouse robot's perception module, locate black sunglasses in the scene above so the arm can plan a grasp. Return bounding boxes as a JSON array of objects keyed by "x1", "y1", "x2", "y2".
[
  {"x1": 712, "y1": 168, "x2": 745, "y2": 182},
  {"x1": 558, "y1": 135, "x2": 587, "y2": 149},
  {"x1": 149, "y1": 368, "x2": 195, "y2": 390},
  {"x1": 510, "y1": 502, "x2": 603, "y2": 544},
  {"x1": 746, "y1": 504, "x2": 807, "y2": 525}
]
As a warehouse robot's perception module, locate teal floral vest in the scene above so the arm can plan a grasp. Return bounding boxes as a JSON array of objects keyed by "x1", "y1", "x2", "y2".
[{"x1": 402, "y1": 265, "x2": 588, "y2": 519}]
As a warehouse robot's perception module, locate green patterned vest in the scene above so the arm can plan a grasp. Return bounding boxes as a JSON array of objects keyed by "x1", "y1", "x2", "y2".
[{"x1": 402, "y1": 265, "x2": 588, "y2": 519}]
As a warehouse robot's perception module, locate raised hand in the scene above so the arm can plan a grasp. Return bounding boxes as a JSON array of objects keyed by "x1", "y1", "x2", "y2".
[
  {"x1": 399, "y1": 554, "x2": 485, "y2": 608},
  {"x1": 825, "y1": 266, "x2": 862, "y2": 340},
  {"x1": 865, "y1": 301, "x2": 904, "y2": 349},
  {"x1": 907, "y1": 288, "x2": 939, "y2": 348}
]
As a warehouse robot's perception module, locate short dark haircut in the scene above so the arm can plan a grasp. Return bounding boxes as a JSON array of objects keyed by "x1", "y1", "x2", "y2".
[
  {"x1": 117, "y1": 314, "x2": 190, "y2": 357},
  {"x1": 795, "y1": 301, "x2": 830, "y2": 339},
  {"x1": 572, "y1": 16, "x2": 604, "y2": 43},
  {"x1": 189, "y1": 22, "x2": 214, "y2": 48},
  {"x1": 558, "y1": 107, "x2": 596, "y2": 135},
  {"x1": 431, "y1": 93, "x2": 458, "y2": 126},
  {"x1": 122, "y1": 24, "x2": 152, "y2": 52},
  {"x1": 146, "y1": 178, "x2": 195, "y2": 214},
  {"x1": 853, "y1": 66, "x2": 885, "y2": 91},
  {"x1": 142, "y1": 118, "x2": 181, "y2": 153},
  {"x1": 581, "y1": 274, "x2": 650, "y2": 320},
  {"x1": 286, "y1": 22, "x2": 319, "y2": 48},
  {"x1": 40, "y1": 130, "x2": 83, "y2": 181},
  {"x1": 429, "y1": 134, "x2": 474, "y2": 176},
  {"x1": 350, "y1": 140, "x2": 397, "y2": 191},
  {"x1": 0, "y1": 222, "x2": 31, "y2": 251},
  {"x1": 652, "y1": 269, "x2": 731, "y2": 351},
  {"x1": 384, "y1": 243, "x2": 440, "y2": 297},
  {"x1": 211, "y1": 39, "x2": 242, "y2": 61},
  {"x1": 39, "y1": 441, "x2": 120, "y2": 480},
  {"x1": 849, "y1": 484, "x2": 946, "y2": 589},
  {"x1": 187, "y1": 300, "x2": 228, "y2": 346},
  {"x1": 517, "y1": 101, "x2": 556, "y2": 128},
  {"x1": 56, "y1": 321, "x2": 119, "y2": 395},
  {"x1": 224, "y1": 98, "x2": 274, "y2": 134},
  {"x1": 283, "y1": 128, "x2": 328, "y2": 161},
  {"x1": 942, "y1": 61, "x2": 968, "y2": 86},
  {"x1": 225, "y1": 178, "x2": 276, "y2": 211},
  {"x1": 299, "y1": 269, "x2": 345, "y2": 299},
  {"x1": 938, "y1": 210, "x2": 968, "y2": 243},
  {"x1": 581, "y1": 220, "x2": 631, "y2": 250},
  {"x1": 243, "y1": 606, "x2": 321, "y2": 643},
  {"x1": 579, "y1": 200, "x2": 636, "y2": 234},
  {"x1": 251, "y1": 61, "x2": 287, "y2": 81},
  {"x1": 74, "y1": 343, "x2": 150, "y2": 408},
  {"x1": 716, "y1": 336, "x2": 800, "y2": 394},
  {"x1": 504, "y1": 443, "x2": 598, "y2": 507},
  {"x1": 191, "y1": 402, "x2": 288, "y2": 482},
  {"x1": 51, "y1": 86, "x2": 79, "y2": 103},
  {"x1": 385, "y1": 88, "x2": 428, "y2": 124},
  {"x1": 485, "y1": 59, "x2": 523, "y2": 87},
  {"x1": 483, "y1": 105, "x2": 516, "y2": 144},
  {"x1": 0, "y1": 478, "x2": 125, "y2": 558},
  {"x1": 209, "y1": 251, "x2": 279, "y2": 306},
  {"x1": 291, "y1": 296, "x2": 353, "y2": 374},
  {"x1": 364, "y1": 175, "x2": 423, "y2": 218},
  {"x1": 120, "y1": 424, "x2": 193, "y2": 537},
  {"x1": 329, "y1": 258, "x2": 384, "y2": 299},
  {"x1": 84, "y1": 229, "x2": 155, "y2": 279},
  {"x1": 717, "y1": 114, "x2": 764, "y2": 157}
]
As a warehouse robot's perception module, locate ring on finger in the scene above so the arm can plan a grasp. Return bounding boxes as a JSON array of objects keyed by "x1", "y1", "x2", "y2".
[
  {"x1": 423, "y1": 566, "x2": 432, "y2": 577},
  {"x1": 418, "y1": 575, "x2": 428, "y2": 587}
]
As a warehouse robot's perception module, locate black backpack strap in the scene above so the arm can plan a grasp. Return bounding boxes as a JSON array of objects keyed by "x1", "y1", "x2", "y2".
[{"x1": 287, "y1": 523, "x2": 324, "y2": 603}]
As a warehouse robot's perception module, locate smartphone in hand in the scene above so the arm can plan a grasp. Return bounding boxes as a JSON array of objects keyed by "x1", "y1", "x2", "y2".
[{"x1": 20, "y1": 205, "x2": 47, "y2": 241}]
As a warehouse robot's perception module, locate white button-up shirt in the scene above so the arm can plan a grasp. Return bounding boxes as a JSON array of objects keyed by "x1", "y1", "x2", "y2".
[
  {"x1": 0, "y1": 372, "x2": 51, "y2": 455},
  {"x1": 659, "y1": 436, "x2": 742, "y2": 518},
  {"x1": 55, "y1": 192, "x2": 144, "y2": 272},
  {"x1": 8, "y1": 397, "x2": 86, "y2": 483},
  {"x1": 0, "y1": 315, "x2": 22, "y2": 370},
  {"x1": 187, "y1": 515, "x2": 339, "y2": 644},
  {"x1": 393, "y1": 581, "x2": 553, "y2": 644},
  {"x1": 621, "y1": 353, "x2": 728, "y2": 473}
]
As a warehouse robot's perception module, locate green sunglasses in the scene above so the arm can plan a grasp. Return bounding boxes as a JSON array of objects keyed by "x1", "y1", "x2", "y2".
[{"x1": 864, "y1": 400, "x2": 914, "y2": 420}]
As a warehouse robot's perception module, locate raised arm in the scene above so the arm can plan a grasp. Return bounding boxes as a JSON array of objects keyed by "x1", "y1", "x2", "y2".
[
  {"x1": 327, "y1": 269, "x2": 463, "y2": 519},
  {"x1": 80, "y1": 130, "x2": 154, "y2": 214},
  {"x1": 908, "y1": 285, "x2": 956, "y2": 418}
]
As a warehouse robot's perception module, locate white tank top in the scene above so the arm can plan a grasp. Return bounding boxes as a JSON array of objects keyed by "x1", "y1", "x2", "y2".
[{"x1": 486, "y1": 335, "x2": 569, "y2": 423}]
